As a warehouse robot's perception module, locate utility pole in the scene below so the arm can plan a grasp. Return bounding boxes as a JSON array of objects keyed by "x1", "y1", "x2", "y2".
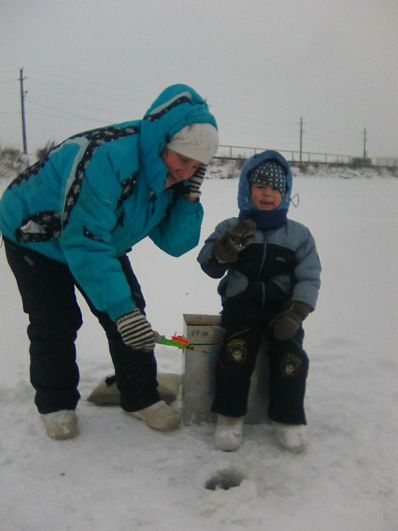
[
  {"x1": 299, "y1": 117, "x2": 304, "y2": 163},
  {"x1": 363, "y1": 128, "x2": 367, "y2": 162},
  {"x1": 19, "y1": 67, "x2": 28, "y2": 154}
]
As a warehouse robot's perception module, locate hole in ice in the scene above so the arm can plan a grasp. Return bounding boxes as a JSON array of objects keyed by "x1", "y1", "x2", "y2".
[{"x1": 205, "y1": 467, "x2": 245, "y2": 491}]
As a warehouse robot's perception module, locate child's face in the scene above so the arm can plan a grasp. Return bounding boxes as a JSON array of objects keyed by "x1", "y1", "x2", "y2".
[
  {"x1": 251, "y1": 183, "x2": 283, "y2": 211},
  {"x1": 163, "y1": 149, "x2": 202, "y2": 188}
]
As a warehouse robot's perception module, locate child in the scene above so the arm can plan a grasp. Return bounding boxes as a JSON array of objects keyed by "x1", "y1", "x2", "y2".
[{"x1": 197, "y1": 150, "x2": 321, "y2": 452}]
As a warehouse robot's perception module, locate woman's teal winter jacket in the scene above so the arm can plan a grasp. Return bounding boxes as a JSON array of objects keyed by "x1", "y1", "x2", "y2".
[{"x1": 0, "y1": 84, "x2": 217, "y2": 320}]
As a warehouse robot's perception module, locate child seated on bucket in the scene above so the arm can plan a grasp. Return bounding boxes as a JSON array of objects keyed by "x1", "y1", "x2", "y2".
[{"x1": 197, "y1": 150, "x2": 321, "y2": 452}]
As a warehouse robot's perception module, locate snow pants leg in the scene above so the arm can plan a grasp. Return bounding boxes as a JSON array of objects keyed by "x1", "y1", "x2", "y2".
[
  {"x1": 211, "y1": 321, "x2": 308, "y2": 424},
  {"x1": 78, "y1": 256, "x2": 161, "y2": 412},
  {"x1": 267, "y1": 329, "x2": 309, "y2": 425},
  {"x1": 4, "y1": 239, "x2": 82, "y2": 414},
  {"x1": 4, "y1": 240, "x2": 160, "y2": 414},
  {"x1": 211, "y1": 323, "x2": 263, "y2": 418}
]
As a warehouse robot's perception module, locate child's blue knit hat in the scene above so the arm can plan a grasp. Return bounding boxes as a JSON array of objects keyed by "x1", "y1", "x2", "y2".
[{"x1": 248, "y1": 160, "x2": 287, "y2": 197}]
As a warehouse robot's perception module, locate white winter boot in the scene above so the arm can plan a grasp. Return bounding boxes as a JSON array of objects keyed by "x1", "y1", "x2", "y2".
[
  {"x1": 41, "y1": 410, "x2": 79, "y2": 440},
  {"x1": 214, "y1": 415, "x2": 244, "y2": 451},
  {"x1": 272, "y1": 422, "x2": 307, "y2": 452},
  {"x1": 128, "y1": 400, "x2": 180, "y2": 431}
]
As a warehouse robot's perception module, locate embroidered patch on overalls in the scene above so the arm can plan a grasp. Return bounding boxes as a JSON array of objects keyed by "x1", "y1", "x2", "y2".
[
  {"x1": 280, "y1": 352, "x2": 302, "y2": 377},
  {"x1": 225, "y1": 339, "x2": 247, "y2": 364}
]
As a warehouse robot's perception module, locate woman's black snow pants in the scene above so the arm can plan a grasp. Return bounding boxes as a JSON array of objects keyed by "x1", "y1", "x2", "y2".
[{"x1": 4, "y1": 239, "x2": 161, "y2": 414}]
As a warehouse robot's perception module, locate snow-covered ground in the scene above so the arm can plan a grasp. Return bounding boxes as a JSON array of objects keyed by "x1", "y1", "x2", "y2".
[{"x1": 0, "y1": 162, "x2": 397, "y2": 531}]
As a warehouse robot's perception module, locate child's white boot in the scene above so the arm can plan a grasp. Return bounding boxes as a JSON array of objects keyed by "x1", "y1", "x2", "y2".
[
  {"x1": 272, "y1": 422, "x2": 307, "y2": 452},
  {"x1": 214, "y1": 414, "x2": 244, "y2": 451},
  {"x1": 128, "y1": 400, "x2": 180, "y2": 431},
  {"x1": 41, "y1": 410, "x2": 79, "y2": 440}
]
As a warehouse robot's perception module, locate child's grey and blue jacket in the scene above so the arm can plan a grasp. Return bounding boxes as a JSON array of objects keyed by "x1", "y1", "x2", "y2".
[
  {"x1": 197, "y1": 151, "x2": 321, "y2": 318},
  {"x1": 0, "y1": 84, "x2": 217, "y2": 321}
]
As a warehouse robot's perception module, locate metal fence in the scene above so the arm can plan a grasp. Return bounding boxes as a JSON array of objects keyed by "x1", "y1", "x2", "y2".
[{"x1": 216, "y1": 144, "x2": 398, "y2": 168}]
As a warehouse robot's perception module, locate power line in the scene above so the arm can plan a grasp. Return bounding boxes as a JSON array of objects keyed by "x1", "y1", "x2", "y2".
[
  {"x1": 28, "y1": 100, "x2": 107, "y2": 123},
  {"x1": 26, "y1": 67, "x2": 152, "y2": 102}
]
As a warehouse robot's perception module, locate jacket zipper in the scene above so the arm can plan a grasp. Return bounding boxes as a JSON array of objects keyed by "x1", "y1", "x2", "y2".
[{"x1": 258, "y1": 232, "x2": 267, "y2": 307}]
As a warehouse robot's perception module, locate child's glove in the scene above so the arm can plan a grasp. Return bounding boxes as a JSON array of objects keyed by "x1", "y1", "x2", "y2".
[
  {"x1": 270, "y1": 302, "x2": 311, "y2": 341},
  {"x1": 213, "y1": 219, "x2": 256, "y2": 263},
  {"x1": 116, "y1": 309, "x2": 155, "y2": 351},
  {"x1": 185, "y1": 165, "x2": 207, "y2": 202}
]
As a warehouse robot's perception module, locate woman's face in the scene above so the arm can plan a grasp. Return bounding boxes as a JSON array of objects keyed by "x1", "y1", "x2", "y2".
[{"x1": 163, "y1": 149, "x2": 202, "y2": 188}]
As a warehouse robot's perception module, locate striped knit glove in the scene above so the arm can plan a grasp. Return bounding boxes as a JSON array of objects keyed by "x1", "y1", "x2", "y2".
[
  {"x1": 116, "y1": 309, "x2": 155, "y2": 351},
  {"x1": 186, "y1": 165, "x2": 207, "y2": 201}
]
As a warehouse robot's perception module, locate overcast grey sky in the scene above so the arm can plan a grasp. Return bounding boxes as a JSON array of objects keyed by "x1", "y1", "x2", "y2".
[{"x1": 1, "y1": 0, "x2": 397, "y2": 158}]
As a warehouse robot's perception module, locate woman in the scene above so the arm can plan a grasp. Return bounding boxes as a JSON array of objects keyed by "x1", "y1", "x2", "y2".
[{"x1": 0, "y1": 83, "x2": 218, "y2": 439}]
